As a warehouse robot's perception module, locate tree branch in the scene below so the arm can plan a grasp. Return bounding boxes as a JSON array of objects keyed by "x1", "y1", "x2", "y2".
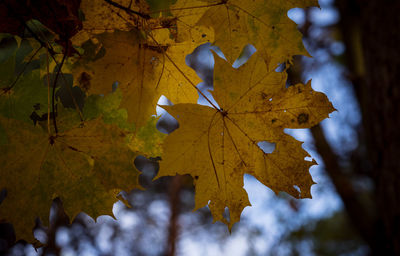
[
  {"x1": 103, "y1": 0, "x2": 150, "y2": 19},
  {"x1": 166, "y1": 175, "x2": 183, "y2": 256},
  {"x1": 310, "y1": 125, "x2": 375, "y2": 248}
]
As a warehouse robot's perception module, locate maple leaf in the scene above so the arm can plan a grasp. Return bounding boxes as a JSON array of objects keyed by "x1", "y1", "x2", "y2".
[
  {"x1": 83, "y1": 88, "x2": 166, "y2": 156},
  {"x1": 0, "y1": 0, "x2": 333, "y2": 244},
  {"x1": 159, "y1": 0, "x2": 317, "y2": 67},
  {"x1": 71, "y1": 29, "x2": 203, "y2": 129},
  {"x1": 0, "y1": 117, "x2": 140, "y2": 243},
  {"x1": 0, "y1": 38, "x2": 48, "y2": 123},
  {"x1": 156, "y1": 52, "x2": 335, "y2": 229},
  {"x1": 0, "y1": 63, "x2": 164, "y2": 243},
  {"x1": 74, "y1": 0, "x2": 213, "y2": 42},
  {"x1": 71, "y1": 0, "x2": 217, "y2": 129},
  {"x1": 75, "y1": 0, "x2": 148, "y2": 35}
]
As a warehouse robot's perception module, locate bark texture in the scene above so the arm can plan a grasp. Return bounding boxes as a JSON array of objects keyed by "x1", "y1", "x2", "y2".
[
  {"x1": 360, "y1": 1, "x2": 400, "y2": 254},
  {"x1": 333, "y1": 0, "x2": 400, "y2": 254}
]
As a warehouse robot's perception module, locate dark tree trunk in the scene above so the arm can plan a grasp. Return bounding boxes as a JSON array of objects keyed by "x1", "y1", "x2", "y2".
[
  {"x1": 335, "y1": 0, "x2": 400, "y2": 255},
  {"x1": 360, "y1": 1, "x2": 400, "y2": 255}
]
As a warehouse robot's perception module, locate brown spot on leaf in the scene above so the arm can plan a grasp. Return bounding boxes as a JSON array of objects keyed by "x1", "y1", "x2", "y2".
[
  {"x1": 297, "y1": 113, "x2": 309, "y2": 124},
  {"x1": 160, "y1": 17, "x2": 176, "y2": 28},
  {"x1": 143, "y1": 44, "x2": 168, "y2": 53},
  {"x1": 78, "y1": 72, "x2": 92, "y2": 92},
  {"x1": 49, "y1": 135, "x2": 56, "y2": 145},
  {"x1": 261, "y1": 92, "x2": 268, "y2": 99}
]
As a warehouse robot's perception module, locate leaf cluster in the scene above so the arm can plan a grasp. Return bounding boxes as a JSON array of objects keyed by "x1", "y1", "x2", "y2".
[{"x1": 0, "y1": 0, "x2": 334, "y2": 245}]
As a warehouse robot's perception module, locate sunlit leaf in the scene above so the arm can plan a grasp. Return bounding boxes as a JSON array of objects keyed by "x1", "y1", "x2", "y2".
[{"x1": 157, "y1": 52, "x2": 334, "y2": 229}]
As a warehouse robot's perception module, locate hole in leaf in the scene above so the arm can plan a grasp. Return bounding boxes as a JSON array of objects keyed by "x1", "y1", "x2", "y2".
[
  {"x1": 197, "y1": 82, "x2": 219, "y2": 108},
  {"x1": 156, "y1": 95, "x2": 171, "y2": 116},
  {"x1": 186, "y1": 43, "x2": 222, "y2": 83},
  {"x1": 304, "y1": 156, "x2": 313, "y2": 161},
  {"x1": 134, "y1": 155, "x2": 159, "y2": 188},
  {"x1": 257, "y1": 141, "x2": 276, "y2": 154},
  {"x1": 269, "y1": 98, "x2": 272, "y2": 101},
  {"x1": 112, "y1": 81, "x2": 119, "y2": 92},
  {"x1": 232, "y1": 44, "x2": 256, "y2": 68},
  {"x1": 156, "y1": 112, "x2": 178, "y2": 134},
  {"x1": 156, "y1": 96, "x2": 178, "y2": 134},
  {"x1": 275, "y1": 63, "x2": 285, "y2": 72},
  {"x1": 149, "y1": 56, "x2": 159, "y2": 66}
]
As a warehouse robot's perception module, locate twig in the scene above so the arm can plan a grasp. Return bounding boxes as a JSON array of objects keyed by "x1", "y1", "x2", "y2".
[
  {"x1": 51, "y1": 42, "x2": 68, "y2": 134},
  {"x1": 103, "y1": 0, "x2": 150, "y2": 19},
  {"x1": 310, "y1": 124, "x2": 375, "y2": 246},
  {"x1": 46, "y1": 47, "x2": 51, "y2": 134},
  {"x1": 166, "y1": 175, "x2": 183, "y2": 256}
]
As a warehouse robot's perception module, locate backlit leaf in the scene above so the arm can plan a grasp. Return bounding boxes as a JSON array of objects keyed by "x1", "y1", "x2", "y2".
[
  {"x1": 0, "y1": 117, "x2": 140, "y2": 243},
  {"x1": 157, "y1": 52, "x2": 334, "y2": 229},
  {"x1": 71, "y1": 29, "x2": 201, "y2": 128}
]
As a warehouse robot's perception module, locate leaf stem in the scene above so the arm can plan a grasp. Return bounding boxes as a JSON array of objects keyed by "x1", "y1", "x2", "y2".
[
  {"x1": 51, "y1": 42, "x2": 68, "y2": 134},
  {"x1": 207, "y1": 111, "x2": 221, "y2": 188},
  {"x1": 145, "y1": 33, "x2": 220, "y2": 110},
  {"x1": 46, "y1": 47, "x2": 51, "y2": 135},
  {"x1": 164, "y1": 52, "x2": 220, "y2": 110},
  {"x1": 103, "y1": 0, "x2": 150, "y2": 19},
  {"x1": 148, "y1": 1, "x2": 226, "y2": 14}
]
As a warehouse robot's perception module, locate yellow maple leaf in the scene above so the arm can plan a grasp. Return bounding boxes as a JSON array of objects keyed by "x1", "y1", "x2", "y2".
[
  {"x1": 0, "y1": 117, "x2": 140, "y2": 243},
  {"x1": 156, "y1": 52, "x2": 335, "y2": 229},
  {"x1": 71, "y1": 29, "x2": 201, "y2": 128},
  {"x1": 76, "y1": 0, "x2": 148, "y2": 36},
  {"x1": 74, "y1": 0, "x2": 214, "y2": 44},
  {"x1": 164, "y1": 0, "x2": 317, "y2": 67},
  {"x1": 71, "y1": 0, "x2": 216, "y2": 129}
]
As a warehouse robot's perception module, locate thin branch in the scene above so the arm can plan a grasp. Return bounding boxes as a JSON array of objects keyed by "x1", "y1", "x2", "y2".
[
  {"x1": 103, "y1": 0, "x2": 150, "y2": 19},
  {"x1": 166, "y1": 175, "x2": 183, "y2": 256},
  {"x1": 149, "y1": 1, "x2": 226, "y2": 14},
  {"x1": 46, "y1": 47, "x2": 51, "y2": 135},
  {"x1": 51, "y1": 42, "x2": 68, "y2": 134},
  {"x1": 310, "y1": 124, "x2": 375, "y2": 246}
]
